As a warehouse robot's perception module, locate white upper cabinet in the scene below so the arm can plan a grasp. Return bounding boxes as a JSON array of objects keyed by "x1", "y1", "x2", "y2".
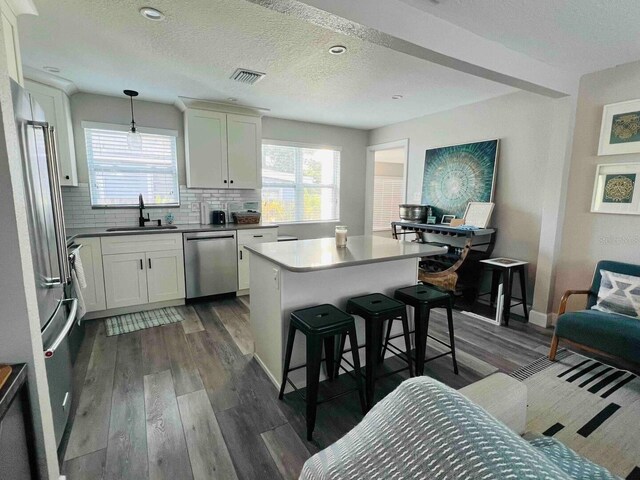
[
  {"x1": 227, "y1": 114, "x2": 261, "y2": 189},
  {"x1": 184, "y1": 108, "x2": 261, "y2": 190},
  {"x1": 25, "y1": 80, "x2": 78, "y2": 186},
  {"x1": 1, "y1": 0, "x2": 23, "y2": 85}
]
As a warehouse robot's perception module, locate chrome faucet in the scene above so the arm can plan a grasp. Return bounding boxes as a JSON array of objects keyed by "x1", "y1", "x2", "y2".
[{"x1": 138, "y1": 194, "x2": 150, "y2": 227}]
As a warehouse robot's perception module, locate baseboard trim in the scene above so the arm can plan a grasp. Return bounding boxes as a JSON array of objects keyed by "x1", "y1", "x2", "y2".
[
  {"x1": 529, "y1": 309, "x2": 552, "y2": 328},
  {"x1": 254, "y1": 353, "x2": 281, "y2": 390}
]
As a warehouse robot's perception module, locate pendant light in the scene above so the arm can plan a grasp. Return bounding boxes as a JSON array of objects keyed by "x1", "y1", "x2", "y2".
[{"x1": 124, "y1": 89, "x2": 142, "y2": 150}]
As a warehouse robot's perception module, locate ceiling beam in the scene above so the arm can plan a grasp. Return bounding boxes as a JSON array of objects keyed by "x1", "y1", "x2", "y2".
[{"x1": 246, "y1": 0, "x2": 579, "y2": 98}]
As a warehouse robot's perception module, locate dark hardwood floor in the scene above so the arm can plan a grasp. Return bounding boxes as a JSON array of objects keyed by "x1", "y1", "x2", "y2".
[{"x1": 61, "y1": 298, "x2": 553, "y2": 480}]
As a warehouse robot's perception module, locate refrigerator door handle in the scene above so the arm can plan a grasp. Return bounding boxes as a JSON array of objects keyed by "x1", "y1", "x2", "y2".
[
  {"x1": 43, "y1": 298, "x2": 78, "y2": 358},
  {"x1": 40, "y1": 123, "x2": 71, "y2": 285}
]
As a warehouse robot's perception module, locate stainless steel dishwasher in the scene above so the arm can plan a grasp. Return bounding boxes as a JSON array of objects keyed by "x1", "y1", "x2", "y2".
[{"x1": 183, "y1": 231, "x2": 238, "y2": 298}]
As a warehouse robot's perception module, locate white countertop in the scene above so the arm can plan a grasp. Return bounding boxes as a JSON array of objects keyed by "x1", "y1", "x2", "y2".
[{"x1": 245, "y1": 235, "x2": 447, "y2": 272}]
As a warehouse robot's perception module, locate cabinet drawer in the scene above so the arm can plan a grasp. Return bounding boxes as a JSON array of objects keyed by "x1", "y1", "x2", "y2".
[
  {"x1": 237, "y1": 228, "x2": 278, "y2": 246},
  {"x1": 101, "y1": 233, "x2": 183, "y2": 255}
]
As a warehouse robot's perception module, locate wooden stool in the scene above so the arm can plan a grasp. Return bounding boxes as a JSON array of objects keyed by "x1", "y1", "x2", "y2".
[
  {"x1": 279, "y1": 304, "x2": 366, "y2": 440},
  {"x1": 394, "y1": 284, "x2": 459, "y2": 376},
  {"x1": 341, "y1": 293, "x2": 413, "y2": 410},
  {"x1": 480, "y1": 258, "x2": 529, "y2": 325}
]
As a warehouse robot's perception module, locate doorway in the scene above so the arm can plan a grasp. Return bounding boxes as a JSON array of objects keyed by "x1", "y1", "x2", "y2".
[{"x1": 365, "y1": 140, "x2": 409, "y2": 236}]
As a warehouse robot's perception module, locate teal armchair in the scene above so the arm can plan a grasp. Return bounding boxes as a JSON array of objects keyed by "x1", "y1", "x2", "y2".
[{"x1": 549, "y1": 260, "x2": 640, "y2": 366}]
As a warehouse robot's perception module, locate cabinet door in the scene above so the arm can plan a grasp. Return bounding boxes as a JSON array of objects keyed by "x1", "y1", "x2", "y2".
[
  {"x1": 185, "y1": 109, "x2": 228, "y2": 188},
  {"x1": 103, "y1": 253, "x2": 148, "y2": 309},
  {"x1": 237, "y1": 245, "x2": 250, "y2": 291},
  {"x1": 227, "y1": 114, "x2": 261, "y2": 189},
  {"x1": 146, "y1": 249, "x2": 185, "y2": 303},
  {"x1": 25, "y1": 80, "x2": 78, "y2": 186},
  {"x1": 77, "y1": 237, "x2": 106, "y2": 312}
]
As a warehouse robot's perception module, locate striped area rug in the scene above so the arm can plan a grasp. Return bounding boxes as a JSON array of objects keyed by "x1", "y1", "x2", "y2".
[
  {"x1": 511, "y1": 351, "x2": 640, "y2": 479},
  {"x1": 104, "y1": 307, "x2": 183, "y2": 336}
]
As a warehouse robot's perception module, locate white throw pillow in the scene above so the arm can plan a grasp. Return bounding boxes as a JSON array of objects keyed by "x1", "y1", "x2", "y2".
[{"x1": 591, "y1": 269, "x2": 640, "y2": 318}]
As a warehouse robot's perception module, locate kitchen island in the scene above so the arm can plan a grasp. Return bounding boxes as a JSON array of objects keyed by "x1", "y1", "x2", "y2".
[{"x1": 245, "y1": 235, "x2": 446, "y2": 389}]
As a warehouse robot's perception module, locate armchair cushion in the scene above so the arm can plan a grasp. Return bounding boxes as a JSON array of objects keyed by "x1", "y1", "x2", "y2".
[
  {"x1": 556, "y1": 309, "x2": 640, "y2": 364},
  {"x1": 592, "y1": 269, "x2": 640, "y2": 319}
]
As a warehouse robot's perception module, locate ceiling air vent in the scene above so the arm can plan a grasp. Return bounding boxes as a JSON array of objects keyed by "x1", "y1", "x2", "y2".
[{"x1": 230, "y1": 68, "x2": 266, "y2": 85}]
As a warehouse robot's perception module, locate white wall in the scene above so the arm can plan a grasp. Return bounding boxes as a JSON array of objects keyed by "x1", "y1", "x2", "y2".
[
  {"x1": 555, "y1": 61, "x2": 640, "y2": 310},
  {"x1": 262, "y1": 117, "x2": 369, "y2": 239},
  {"x1": 368, "y1": 91, "x2": 556, "y2": 292}
]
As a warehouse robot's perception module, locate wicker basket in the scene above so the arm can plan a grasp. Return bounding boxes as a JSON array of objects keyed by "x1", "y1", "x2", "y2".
[{"x1": 233, "y1": 212, "x2": 261, "y2": 224}]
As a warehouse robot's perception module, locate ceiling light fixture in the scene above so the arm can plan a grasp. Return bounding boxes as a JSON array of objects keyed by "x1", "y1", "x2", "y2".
[
  {"x1": 329, "y1": 45, "x2": 347, "y2": 55},
  {"x1": 123, "y1": 90, "x2": 142, "y2": 150},
  {"x1": 392, "y1": 94, "x2": 404, "y2": 100},
  {"x1": 43, "y1": 66, "x2": 60, "y2": 73},
  {"x1": 139, "y1": 7, "x2": 165, "y2": 21}
]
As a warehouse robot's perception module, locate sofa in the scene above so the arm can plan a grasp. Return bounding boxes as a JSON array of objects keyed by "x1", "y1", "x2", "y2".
[
  {"x1": 549, "y1": 260, "x2": 640, "y2": 367},
  {"x1": 300, "y1": 374, "x2": 619, "y2": 479}
]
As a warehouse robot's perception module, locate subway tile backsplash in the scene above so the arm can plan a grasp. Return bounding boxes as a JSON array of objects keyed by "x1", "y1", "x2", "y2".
[{"x1": 62, "y1": 183, "x2": 260, "y2": 228}]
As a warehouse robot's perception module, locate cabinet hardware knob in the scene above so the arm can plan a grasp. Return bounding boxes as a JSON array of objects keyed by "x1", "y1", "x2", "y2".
[
  {"x1": 224, "y1": 180, "x2": 228, "y2": 183},
  {"x1": 148, "y1": 258, "x2": 152, "y2": 269},
  {"x1": 230, "y1": 180, "x2": 234, "y2": 184},
  {"x1": 140, "y1": 259, "x2": 143, "y2": 270},
  {"x1": 239, "y1": 250, "x2": 243, "y2": 260},
  {"x1": 65, "y1": 175, "x2": 70, "y2": 180}
]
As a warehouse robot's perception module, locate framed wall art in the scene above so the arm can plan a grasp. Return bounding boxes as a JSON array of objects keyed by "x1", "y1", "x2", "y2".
[
  {"x1": 591, "y1": 163, "x2": 640, "y2": 215},
  {"x1": 598, "y1": 99, "x2": 640, "y2": 155},
  {"x1": 421, "y1": 139, "x2": 499, "y2": 219}
]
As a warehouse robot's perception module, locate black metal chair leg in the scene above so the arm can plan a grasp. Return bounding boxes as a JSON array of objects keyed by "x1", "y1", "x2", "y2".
[
  {"x1": 364, "y1": 320, "x2": 382, "y2": 410},
  {"x1": 446, "y1": 297, "x2": 459, "y2": 375},
  {"x1": 324, "y1": 335, "x2": 335, "y2": 381},
  {"x1": 380, "y1": 318, "x2": 393, "y2": 362},
  {"x1": 279, "y1": 325, "x2": 297, "y2": 399},
  {"x1": 519, "y1": 265, "x2": 529, "y2": 320},
  {"x1": 400, "y1": 309, "x2": 414, "y2": 377},
  {"x1": 334, "y1": 332, "x2": 347, "y2": 379},
  {"x1": 305, "y1": 336, "x2": 323, "y2": 441},
  {"x1": 348, "y1": 328, "x2": 366, "y2": 415}
]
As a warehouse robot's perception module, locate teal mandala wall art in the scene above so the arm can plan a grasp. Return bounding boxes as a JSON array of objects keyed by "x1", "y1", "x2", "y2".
[{"x1": 421, "y1": 139, "x2": 499, "y2": 219}]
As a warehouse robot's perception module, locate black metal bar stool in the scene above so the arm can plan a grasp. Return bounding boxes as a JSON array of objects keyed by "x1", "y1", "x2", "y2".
[
  {"x1": 339, "y1": 293, "x2": 413, "y2": 410},
  {"x1": 394, "y1": 284, "x2": 458, "y2": 376},
  {"x1": 278, "y1": 304, "x2": 365, "y2": 440}
]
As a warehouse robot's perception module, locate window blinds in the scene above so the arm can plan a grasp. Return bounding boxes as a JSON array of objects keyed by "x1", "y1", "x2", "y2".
[
  {"x1": 372, "y1": 176, "x2": 404, "y2": 231},
  {"x1": 262, "y1": 143, "x2": 341, "y2": 223},
  {"x1": 84, "y1": 124, "x2": 179, "y2": 207}
]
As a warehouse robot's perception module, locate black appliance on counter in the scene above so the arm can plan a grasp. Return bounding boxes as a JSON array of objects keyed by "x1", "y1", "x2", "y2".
[{"x1": 211, "y1": 210, "x2": 226, "y2": 225}]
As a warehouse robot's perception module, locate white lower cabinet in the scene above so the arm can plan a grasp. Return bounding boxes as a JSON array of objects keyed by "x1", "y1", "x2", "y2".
[
  {"x1": 237, "y1": 228, "x2": 278, "y2": 292},
  {"x1": 101, "y1": 234, "x2": 185, "y2": 310},
  {"x1": 103, "y1": 252, "x2": 148, "y2": 309},
  {"x1": 76, "y1": 237, "x2": 106, "y2": 312},
  {"x1": 146, "y1": 249, "x2": 185, "y2": 303}
]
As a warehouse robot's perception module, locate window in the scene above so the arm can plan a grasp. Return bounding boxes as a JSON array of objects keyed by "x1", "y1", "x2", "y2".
[
  {"x1": 83, "y1": 122, "x2": 179, "y2": 207},
  {"x1": 372, "y1": 176, "x2": 404, "y2": 231},
  {"x1": 261, "y1": 141, "x2": 340, "y2": 224}
]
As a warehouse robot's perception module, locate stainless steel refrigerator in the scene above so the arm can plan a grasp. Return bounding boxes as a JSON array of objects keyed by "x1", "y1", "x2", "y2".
[{"x1": 12, "y1": 80, "x2": 78, "y2": 448}]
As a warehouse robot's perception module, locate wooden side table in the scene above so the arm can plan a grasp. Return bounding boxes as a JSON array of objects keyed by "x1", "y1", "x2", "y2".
[
  {"x1": 0, "y1": 364, "x2": 38, "y2": 479},
  {"x1": 479, "y1": 258, "x2": 529, "y2": 326}
]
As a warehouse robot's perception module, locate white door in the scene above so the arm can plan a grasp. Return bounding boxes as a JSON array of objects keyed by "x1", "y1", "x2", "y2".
[
  {"x1": 185, "y1": 109, "x2": 228, "y2": 188},
  {"x1": 146, "y1": 249, "x2": 185, "y2": 303},
  {"x1": 237, "y1": 245, "x2": 250, "y2": 291},
  {"x1": 227, "y1": 114, "x2": 261, "y2": 189},
  {"x1": 77, "y1": 237, "x2": 106, "y2": 312},
  {"x1": 103, "y1": 253, "x2": 148, "y2": 309}
]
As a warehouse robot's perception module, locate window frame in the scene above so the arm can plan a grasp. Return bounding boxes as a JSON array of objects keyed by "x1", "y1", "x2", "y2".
[
  {"x1": 82, "y1": 121, "x2": 180, "y2": 208},
  {"x1": 261, "y1": 139, "x2": 342, "y2": 225}
]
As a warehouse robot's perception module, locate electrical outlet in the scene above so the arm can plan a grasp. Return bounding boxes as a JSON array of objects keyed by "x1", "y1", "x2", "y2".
[{"x1": 191, "y1": 202, "x2": 201, "y2": 212}]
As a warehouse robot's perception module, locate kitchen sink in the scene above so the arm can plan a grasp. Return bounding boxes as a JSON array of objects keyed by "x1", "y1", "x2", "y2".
[{"x1": 106, "y1": 225, "x2": 178, "y2": 232}]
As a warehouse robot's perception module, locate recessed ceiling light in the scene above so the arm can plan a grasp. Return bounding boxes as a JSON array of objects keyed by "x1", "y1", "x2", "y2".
[
  {"x1": 329, "y1": 45, "x2": 347, "y2": 55},
  {"x1": 392, "y1": 94, "x2": 404, "y2": 100},
  {"x1": 140, "y1": 7, "x2": 165, "y2": 21},
  {"x1": 227, "y1": 97, "x2": 238, "y2": 102},
  {"x1": 43, "y1": 66, "x2": 60, "y2": 73}
]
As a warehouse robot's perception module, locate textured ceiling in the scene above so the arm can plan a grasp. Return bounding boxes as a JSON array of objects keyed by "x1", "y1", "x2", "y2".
[
  {"x1": 18, "y1": 0, "x2": 514, "y2": 129},
  {"x1": 400, "y1": 0, "x2": 640, "y2": 74}
]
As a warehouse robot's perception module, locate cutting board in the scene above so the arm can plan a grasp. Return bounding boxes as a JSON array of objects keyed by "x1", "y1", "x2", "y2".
[{"x1": 0, "y1": 365, "x2": 12, "y2": 390}]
